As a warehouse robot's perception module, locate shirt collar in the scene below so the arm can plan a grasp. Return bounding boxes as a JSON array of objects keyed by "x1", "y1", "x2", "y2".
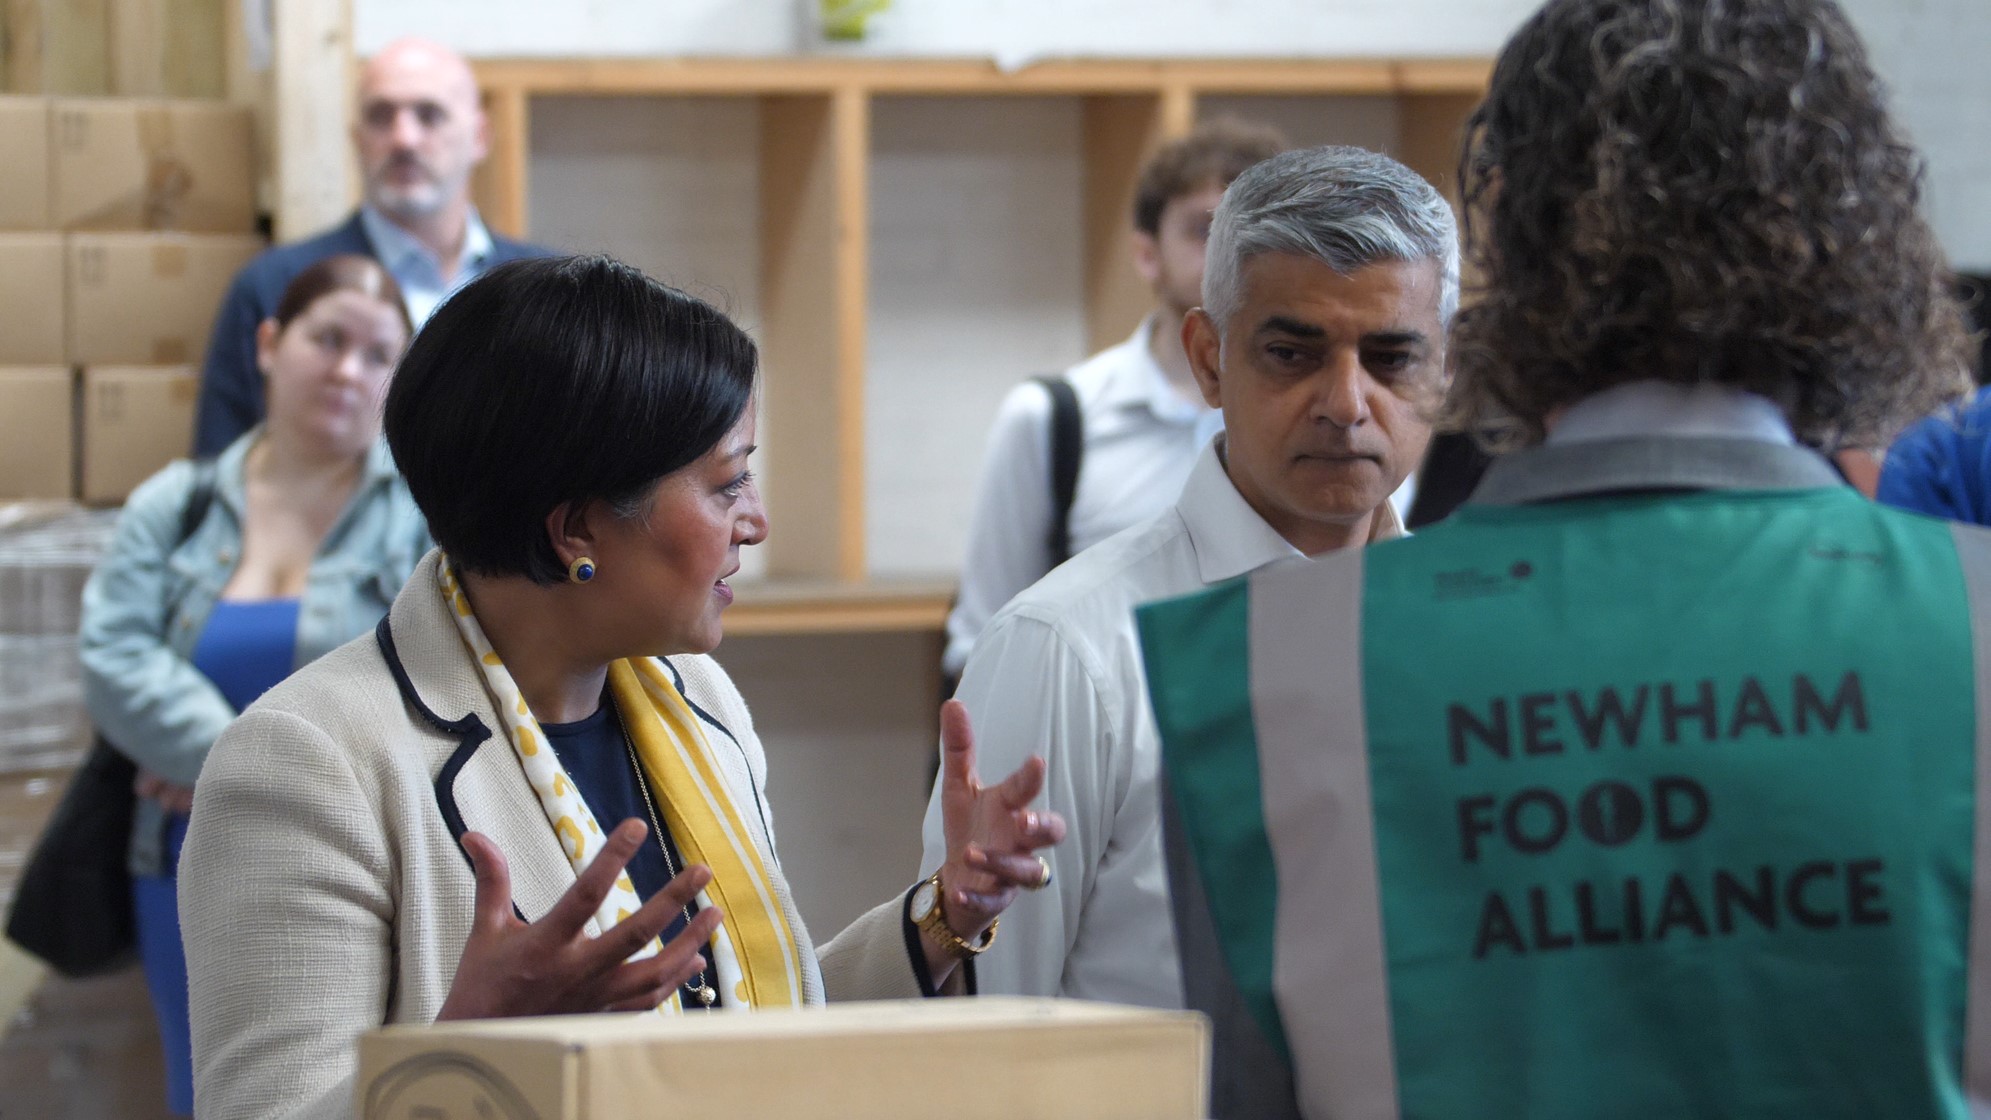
[
  {"x1": 1469, "y1": 435, "x2": 1844, "y2": 506},
  {"x1": 359, "y1": 204, "x2": 495, "y2": 274},
  {"x1": 1101, "y1": 315, "x2": 1210, "y2": 425},
  {"x1": 1547, "y1": 380, "x2": 1796, "y2": 446},
  {"x1": 1175, "y1": 437, "x2": 1406, "y2": 584},
  {"x1": 1468, "y1": 380, "x2": 1840, "y2": 505}
]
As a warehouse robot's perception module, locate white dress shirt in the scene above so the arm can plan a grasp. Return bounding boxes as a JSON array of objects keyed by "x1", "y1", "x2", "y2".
[
  {"x1": 358, "y1": 205, "x2": 498, "y2": 327},
  {"x1": 922, "y1": 439, "x2": 1402, "y2": 1008},
  {"x1": 943, "y1": 318, "x2": 1224, "y2": 675}
]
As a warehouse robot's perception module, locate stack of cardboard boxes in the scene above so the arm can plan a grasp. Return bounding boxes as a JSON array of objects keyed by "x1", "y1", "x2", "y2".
[
  {"x1": 0, "y1": 9, "x2": 254, "y2": 1117},
  {"x1": 0, "y1": 94, "x2": 260, "y2": 506}
]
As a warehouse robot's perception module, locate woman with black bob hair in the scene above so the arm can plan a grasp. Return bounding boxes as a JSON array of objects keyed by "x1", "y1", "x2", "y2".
[{"x1": 179, "y1": 255, "x2": 1066, "y2": 1120}]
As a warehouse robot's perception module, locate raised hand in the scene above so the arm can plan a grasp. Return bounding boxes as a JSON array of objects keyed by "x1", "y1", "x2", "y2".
[
  {"x1": 437, "y1": 819, "x2": 725, "y2": 1020},
  {"x1": 935, "y1": 699, "x2": 1068, "y2": 943}
]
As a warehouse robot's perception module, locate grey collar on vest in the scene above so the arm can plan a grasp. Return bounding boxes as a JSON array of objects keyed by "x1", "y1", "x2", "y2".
[{"x1": 1467, "y1": 436, "x2": 1847, "y2": 507}]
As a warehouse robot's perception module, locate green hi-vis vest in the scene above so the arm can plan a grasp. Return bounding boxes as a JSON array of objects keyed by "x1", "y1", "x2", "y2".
[{"x1": 1140, "y1": 478, "x2": 1991, "y2": 1119}]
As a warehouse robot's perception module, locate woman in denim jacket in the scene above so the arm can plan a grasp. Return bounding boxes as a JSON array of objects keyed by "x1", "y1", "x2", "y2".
[{"x1": 78, "y1": 255, "x2": 430, "y2": 1117}]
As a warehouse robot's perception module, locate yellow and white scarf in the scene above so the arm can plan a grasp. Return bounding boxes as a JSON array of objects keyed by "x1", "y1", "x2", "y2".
[{"x1": 438, "y1": 560, "x2": 806, "y2": 1012}]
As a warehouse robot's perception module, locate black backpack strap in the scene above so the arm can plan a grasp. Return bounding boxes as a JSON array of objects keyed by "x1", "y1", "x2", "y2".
[
  {"x1": 177, "y1": 459, "x2": 220, "y2": 546},
  {"x1": 1031, "y1": 375, "x2": 1084, "y2": 567}
]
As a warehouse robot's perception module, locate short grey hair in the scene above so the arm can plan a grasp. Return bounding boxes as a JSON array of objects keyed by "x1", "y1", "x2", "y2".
[{"x1": 1202, "y1": 145, "x2": 1460, "y2": 330}]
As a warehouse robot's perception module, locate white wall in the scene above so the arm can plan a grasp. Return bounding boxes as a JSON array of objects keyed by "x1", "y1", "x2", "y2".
[
  {"x1": 1844, "y1": 0, "x2": 1991, "y2": 274},
  {"x1": 364, "y1": 0, "x2": 1991, "y2": 269},
  {"x1": 864, "y1": 97, "x2": 1088, "y2": 577}
]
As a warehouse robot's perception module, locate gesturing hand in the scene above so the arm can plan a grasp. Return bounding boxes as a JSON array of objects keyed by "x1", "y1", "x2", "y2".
[
  {"x1": 437, "y1": 819, "x2": 725, "y2": 1021},
  {"x1": 936, "y1": 699, "x2": 1068, "y2": 944}
]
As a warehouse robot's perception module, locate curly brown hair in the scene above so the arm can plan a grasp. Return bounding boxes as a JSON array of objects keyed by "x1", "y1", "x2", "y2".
[{"x1": 1448, "y1": 0, "x2": 1973, "y2": 450}]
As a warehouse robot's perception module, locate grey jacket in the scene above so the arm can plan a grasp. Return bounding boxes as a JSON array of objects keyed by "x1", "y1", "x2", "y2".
[{"x1": 78, "y1": 431, "x2": 429, "y2": 874}]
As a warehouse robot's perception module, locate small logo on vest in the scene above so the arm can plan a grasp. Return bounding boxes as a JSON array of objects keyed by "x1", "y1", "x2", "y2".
[{"x1": 1435, "y1": 561, "x2": 1534, "y2": 601}]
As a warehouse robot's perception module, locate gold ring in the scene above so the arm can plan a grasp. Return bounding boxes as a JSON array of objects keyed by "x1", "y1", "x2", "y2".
[{"x1": 1025, "y1": 856, "x2": 1052, "y2": 891}]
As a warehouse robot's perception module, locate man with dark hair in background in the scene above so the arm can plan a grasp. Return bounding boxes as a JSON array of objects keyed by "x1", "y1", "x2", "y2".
[
  {"x1": 192, "y1": 38, "x2": 549, "y2": 456},
  {"x1": 942, "y1": 118, "x2": 1287, "y2": 679},
  {"x1": 1140, "y1": 2, "x2": 1981, "y2": 1116}
]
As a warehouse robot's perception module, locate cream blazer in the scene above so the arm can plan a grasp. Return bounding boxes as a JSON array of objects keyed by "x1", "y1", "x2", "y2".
[{"x1": 179, "y1": 550, "x2": 923, "y2": 1120}]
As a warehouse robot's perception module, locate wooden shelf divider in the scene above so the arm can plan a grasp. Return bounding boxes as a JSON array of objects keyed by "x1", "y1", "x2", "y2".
[
  {"x1": 477, "y1": 83, "x2": 531, "y2": 239},
  {"x1": 759, "y1": 87, "x2": 870, "y2": 582},
  {"x1": 1081, "y1": 87, "x2": 1196, "y2": 352},
  {"x1": 722, "y1": 576, "x2": 954, "y2": 637}
]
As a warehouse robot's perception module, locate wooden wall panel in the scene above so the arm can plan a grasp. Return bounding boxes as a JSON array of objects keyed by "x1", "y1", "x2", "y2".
[
  {"x1": 1081, "y1": 87, "x2": 1193, "y2": 354},
  {"x1": 109, "y1": 0, "x2": 225, "y2": 97},
  {"x1": 1397, "y1": 91, "x2": 1479, "y2": 207},
  {"x1": 272, "y1": 0, "x2": 354, "y2": 241},
  {"x1": 759, "y1": 89, "x2": 868, "y2": 580},
  {"x1": 474, "y1": 83, "x2": 528, "y2": 239},
  {"x1": 3, "y1": 0, "x2": 111, "y2": 94}
]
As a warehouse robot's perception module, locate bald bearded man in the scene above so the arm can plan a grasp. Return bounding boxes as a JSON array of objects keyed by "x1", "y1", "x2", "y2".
[{"x1": 192, "y1": 38, "x2": 551, "y2": 455}]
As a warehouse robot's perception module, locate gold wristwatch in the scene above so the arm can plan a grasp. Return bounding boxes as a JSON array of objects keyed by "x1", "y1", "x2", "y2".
[{"x1": 910, "y1": 870, "x2": 996, "y2": 959}]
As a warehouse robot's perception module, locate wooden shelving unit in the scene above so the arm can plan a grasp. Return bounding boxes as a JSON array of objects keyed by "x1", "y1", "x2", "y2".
[
  {"x1": 723, "y1": 576, "x2": 954, "y2": 637},
  {"x1": 467, "y1": 56, "x2": 1490, "y2": 632}
]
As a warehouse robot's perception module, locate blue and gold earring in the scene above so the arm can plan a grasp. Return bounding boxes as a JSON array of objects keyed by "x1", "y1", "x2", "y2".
[{"x1": 568, "y1": 556, "x2": 596, "y2": 584}]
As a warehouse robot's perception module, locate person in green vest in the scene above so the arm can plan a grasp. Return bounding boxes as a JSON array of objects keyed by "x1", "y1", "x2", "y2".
[{"x1": 1136, "y1": 1, "x2": 1982, "y2": 1117}]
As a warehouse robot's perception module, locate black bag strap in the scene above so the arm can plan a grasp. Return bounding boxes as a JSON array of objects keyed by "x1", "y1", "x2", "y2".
[
  {"x1": 1031, "y1": 375, "x2": 1084, "y2": 567},
  {"x1": 178, "y1": 458, "x2": 219, "y2": 545}
]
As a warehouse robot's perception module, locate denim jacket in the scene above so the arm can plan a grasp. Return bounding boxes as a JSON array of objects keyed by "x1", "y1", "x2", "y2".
[{"x1": 79, "y1": 430, "x2": 430, "y2": 875}]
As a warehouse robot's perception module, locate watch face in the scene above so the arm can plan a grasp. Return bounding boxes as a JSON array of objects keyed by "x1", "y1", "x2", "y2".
[{"x1": 911, "y1": 880, "x2": 938, "y2": 922}]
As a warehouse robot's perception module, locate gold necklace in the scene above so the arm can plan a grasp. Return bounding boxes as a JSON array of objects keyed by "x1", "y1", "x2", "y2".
[{"x1": 619, "y1": 721, "x2": 717, "y2": 1007}]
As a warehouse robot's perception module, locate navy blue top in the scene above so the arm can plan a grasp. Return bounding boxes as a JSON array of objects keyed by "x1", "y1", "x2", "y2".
[
  {"x1": 1878, "y1": 385, "x2": 1991, "y2": 526},
  {"x1": 541, "y1": 700, "x2": 718, "y2": 1005},
  {"x1": 190, "y1": 599, "x2": 302, "y2": 713}
]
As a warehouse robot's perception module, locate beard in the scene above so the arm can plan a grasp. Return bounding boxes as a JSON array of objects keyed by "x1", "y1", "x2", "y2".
[{"x1": 366, "y1": 152, "x2": 466, "y2": 222}]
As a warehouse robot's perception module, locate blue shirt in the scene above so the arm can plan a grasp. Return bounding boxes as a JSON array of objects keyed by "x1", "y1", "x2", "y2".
[
  {"x1": 541, "y1": 700, "x2": 720, "y2": 1006},
  {"x1": 358, "y1": 205, "x2": 497, "y2": 327},
  {"x1": 1877, "y1": 385, "x2": 1991, "y2": 526},
  {"x1": 190, "y1": 599, "x2": 301, "y2": 713}
]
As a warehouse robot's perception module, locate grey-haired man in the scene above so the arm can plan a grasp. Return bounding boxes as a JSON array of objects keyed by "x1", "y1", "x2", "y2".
[{"x1": 916, "y1": 146, "x2": 1456, "y2": 1039}]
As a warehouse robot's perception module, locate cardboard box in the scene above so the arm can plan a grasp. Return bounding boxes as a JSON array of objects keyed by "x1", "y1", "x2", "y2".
[
  {"x1": 357, "y1": 997, "x2": 1209, "y2": 1120},
  {"x1": 0, "y1": 368, "x2": 72, "y2": 500},
  {"x1": 0, "y1": 235, "x2": 65, "y2": 363},
  {"x1": 1, "y1": 0, "x2": 111, "y2": 95},
  {"x1": 52, "y1": 98, "x2": 254, "y2": 232},
  {"x1": 0, "y1": 97, "x2": 50, "y2": 228},
  {"x1": 78, "y1": 364, "x2": 196, "y2": 504},
  {"x1": 108, "y1": 0, "x2": 227, "y2": 98},
  {"x1": 66, "y1": 232, "x2": 262, "y2": 364}
]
